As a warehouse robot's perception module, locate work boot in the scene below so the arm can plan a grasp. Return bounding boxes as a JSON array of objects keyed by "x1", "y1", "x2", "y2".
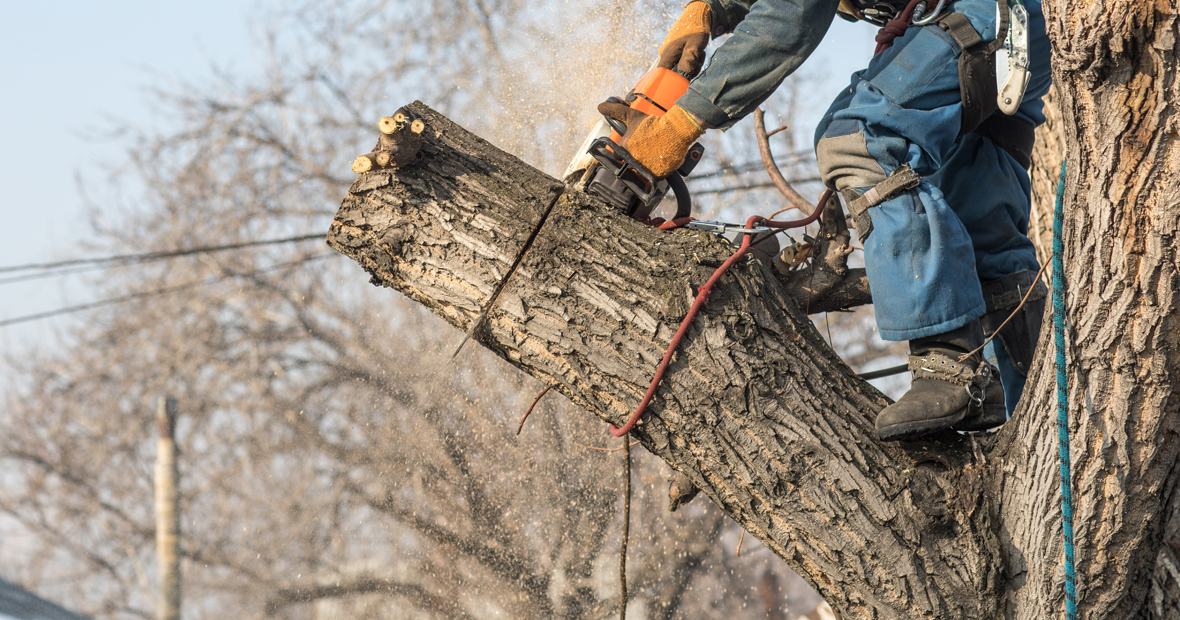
[
  {"x1": 876, "y1": 321, "x2": 1001, "y2": 441},
  {"x1": 953, "y1": 369, "x2": 1006, "y2": 432}
]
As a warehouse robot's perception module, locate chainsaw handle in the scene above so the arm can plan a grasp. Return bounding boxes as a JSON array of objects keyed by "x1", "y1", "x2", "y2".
[
  {"x1": 604, "y1": 115, "x2": 629, "y2": 137},
  {"x1": 668, "y1": 172, "x2": 692, "y2": 220}
]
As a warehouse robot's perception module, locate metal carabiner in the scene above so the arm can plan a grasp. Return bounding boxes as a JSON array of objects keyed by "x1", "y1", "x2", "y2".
[
  {"x1": 684, "y1": 220, "x2": 773, "y2": 236},
  {"x1": 997, "y1": 0, "x2": 1031, "y2": 115},
  {"x1": 913, "y1": 0, "x2": 948, "y2": 25}
]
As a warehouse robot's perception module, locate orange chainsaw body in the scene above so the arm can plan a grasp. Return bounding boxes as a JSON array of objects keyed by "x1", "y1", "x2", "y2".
[
  {"x1": 607, "y1": 67, "x2": 691, "y2": 142},
  {"x1": 580, "y1": 66, "x2": 702, "y2": 221}
]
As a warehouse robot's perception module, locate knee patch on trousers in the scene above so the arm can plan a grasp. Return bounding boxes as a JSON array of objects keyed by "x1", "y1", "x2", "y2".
[
  {"x1": 816, "y1": 125, "x2": 887, "y2": 192},
  {"x1": 816, "y1": 125, "x2": 915, "y2": 242}
]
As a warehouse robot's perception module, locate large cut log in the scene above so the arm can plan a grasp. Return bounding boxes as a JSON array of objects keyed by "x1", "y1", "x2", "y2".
[{"x1": 327, "y1": 101, "x2": 1006, "y2": 620}]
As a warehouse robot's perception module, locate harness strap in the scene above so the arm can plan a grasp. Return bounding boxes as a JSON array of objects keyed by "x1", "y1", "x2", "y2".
[
  {"x1": 937, "y1": 11, "x2": 999, "y2": 136},
  {"x1": 980, "y1": 268, "x2": 1048, "y2": 377},
  {"x1": 938, "y1": 9, "x2": 984, "y2": 48},
  {"x1": 909, "y1": 350, "x2": 979, "y2": 386},
  {"x1": 937, "y1": 10, "x2": 1035, "y2": 166},
  {"x1": 981, "y1": 269, "x2": 1047, "y2": 313},
  {"x1": 909, "y1": 351, "x2": 996, "y2": 405},
  {"x1": 839, "y1": 164, "x2": 922, "y2": 241}
]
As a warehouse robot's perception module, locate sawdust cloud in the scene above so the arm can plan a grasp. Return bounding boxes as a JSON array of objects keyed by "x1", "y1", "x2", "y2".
[{"x1": 470, "y1": 0, "x2": 673, "y2": 176}]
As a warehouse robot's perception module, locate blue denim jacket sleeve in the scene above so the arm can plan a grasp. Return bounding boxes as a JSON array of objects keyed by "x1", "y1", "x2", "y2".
[{"x1": 682, "y1": 0, "x2": 842, "y2": 129}]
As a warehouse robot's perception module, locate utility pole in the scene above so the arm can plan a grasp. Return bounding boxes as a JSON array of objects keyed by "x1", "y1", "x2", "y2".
[{"x1": 155, "y1": 396, "x2": 181, "y2": 620}]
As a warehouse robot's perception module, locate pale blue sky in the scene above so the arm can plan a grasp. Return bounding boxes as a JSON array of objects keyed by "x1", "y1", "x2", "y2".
[{"x1": 0, "y1": 1, "x2": 271, "y2": 343}]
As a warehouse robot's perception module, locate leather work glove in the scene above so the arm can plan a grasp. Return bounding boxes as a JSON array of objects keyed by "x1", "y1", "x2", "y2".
[
  {"x1": 597, "y1": 101, "x2": 706, "y2": 178},
  {"x1": 658, "y1": 1, "x2": 712, "y2": 78}
]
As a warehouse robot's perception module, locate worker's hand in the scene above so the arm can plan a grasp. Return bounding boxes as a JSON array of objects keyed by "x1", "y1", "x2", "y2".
[
  {"x1": 597, "y1": 102, "x2": 705, "y2": 178},
  {"x1": 658, "y1": 2, "x2": 712, "y2": 78}
]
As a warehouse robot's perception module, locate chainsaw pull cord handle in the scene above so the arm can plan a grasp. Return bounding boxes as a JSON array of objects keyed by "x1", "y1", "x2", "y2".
[{"x1": 609, "y1": 189, "x2": 832, "y2": 437}]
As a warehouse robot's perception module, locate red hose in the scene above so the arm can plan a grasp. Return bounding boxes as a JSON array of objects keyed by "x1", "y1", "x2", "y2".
[{"x1": 609, "y1": 190, "x2": 831, "y2": 437}]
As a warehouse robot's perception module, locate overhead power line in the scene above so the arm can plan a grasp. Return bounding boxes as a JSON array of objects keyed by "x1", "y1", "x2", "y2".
[
  {"x1": 0, "y1": 233, "x2": 325, "y2": 275},
  {"x1": 0, "y1": 262, "x2": 114, "y2": 286},
  {"x1": 0, "y1": 253, "x2": 335, "y2": 329}
]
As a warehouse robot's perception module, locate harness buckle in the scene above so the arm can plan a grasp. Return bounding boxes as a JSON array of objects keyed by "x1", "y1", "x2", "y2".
[
  {"x1": 966, "y1": 364, "x2": 992, "y2": 406},
  {"x1": 997, "y1": 1, "x2": 1031, "y2": 115}
]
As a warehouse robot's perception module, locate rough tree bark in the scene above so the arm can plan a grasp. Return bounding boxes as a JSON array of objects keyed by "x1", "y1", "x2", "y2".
[
  {"x1": 325, "y1": 3, "x2": 1179, "y2": 616},
  {"x1": 1031, "y1": 82, "x2": 1180, "y2": 620},
  {"x1": 1015, "y1": 2, "x2": 1180, "y2": 618},
  {"x1": 1030, "y1": 85, "x2": 1065, "y2": 267}
]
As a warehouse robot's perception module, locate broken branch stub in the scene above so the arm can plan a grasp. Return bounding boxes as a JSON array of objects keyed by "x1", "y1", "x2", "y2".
[
  {"x1": 354, "y1": 107, "x2": 427, "y2": 174},
  {"x1": 350, "y1": 153, "x2": 375, "y2": 174}
]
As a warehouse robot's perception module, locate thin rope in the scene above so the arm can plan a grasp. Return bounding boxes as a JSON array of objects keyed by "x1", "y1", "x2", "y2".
[
  {"x1": 619, "y1": 437, "x2": 631, "y2": 620},
  {"x1": 609, "y1": 191, "x2": 829, "y2": 437},
  {"x1": 1053, "y1": 160, "x2": 1078, "y2": 618}
]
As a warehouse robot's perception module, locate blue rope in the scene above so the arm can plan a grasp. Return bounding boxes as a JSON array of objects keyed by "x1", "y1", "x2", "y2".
[{"x1": 1053, "y1": 161, "x2": 1078, "y2": 618}]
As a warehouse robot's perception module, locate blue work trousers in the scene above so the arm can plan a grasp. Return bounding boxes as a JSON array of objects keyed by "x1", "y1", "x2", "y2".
[{"x1": 814, "y1": 0, "x2": 1051, "y2": 409}]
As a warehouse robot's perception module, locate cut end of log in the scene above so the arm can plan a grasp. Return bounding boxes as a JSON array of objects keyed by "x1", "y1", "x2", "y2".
[
  {"x1": 374, "y1": 150, "x2": 393, "y2": 167},
  {"x1": 351, "y1": 154, "x2": 374, "y2": 174},
  {"x1": 378, "y1": 111, "x2": 414, "y2": 135}
]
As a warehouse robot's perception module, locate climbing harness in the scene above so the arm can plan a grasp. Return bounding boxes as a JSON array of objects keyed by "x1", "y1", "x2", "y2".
[
  {"x1": 608, "y1": 191, "x2": 830, "y2": 437},
  {"x1": 840, "y1": 163, "x2": 922, "y2": 242},
  {"x1": 838, "y1": 0, "x2": 946, "y2": 26},
  {"x1": 868, "y1": 0, "x2": 1034, "y2": 145},
  {"x1": 1053, "y1": 162, "x2": 1078, "y2": 618}
]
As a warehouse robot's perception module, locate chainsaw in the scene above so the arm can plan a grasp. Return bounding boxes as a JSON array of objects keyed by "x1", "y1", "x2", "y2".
[
  {"x1": 563, "y1": 65, "x2": 705, "y2": 221},
  {"x1": 454, "y1": 67, "x2": 710, "y2": 359}
]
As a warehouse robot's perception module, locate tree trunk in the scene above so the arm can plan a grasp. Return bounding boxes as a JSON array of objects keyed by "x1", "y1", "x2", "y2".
[
  {"x1": 1012, "y1": 2, "x2": 1180, "y2": 618},
  {"x1": 1029, "y1": 52, "x2": 1180, "y2": 620},
  {"x1": 326, "y1": 4, "x2": 1180, "y2": 612}
]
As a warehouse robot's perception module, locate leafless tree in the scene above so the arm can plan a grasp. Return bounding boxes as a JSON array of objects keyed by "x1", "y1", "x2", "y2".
[{"x1": 0, "y1": 1, "x2": 856, "y2": 618}]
